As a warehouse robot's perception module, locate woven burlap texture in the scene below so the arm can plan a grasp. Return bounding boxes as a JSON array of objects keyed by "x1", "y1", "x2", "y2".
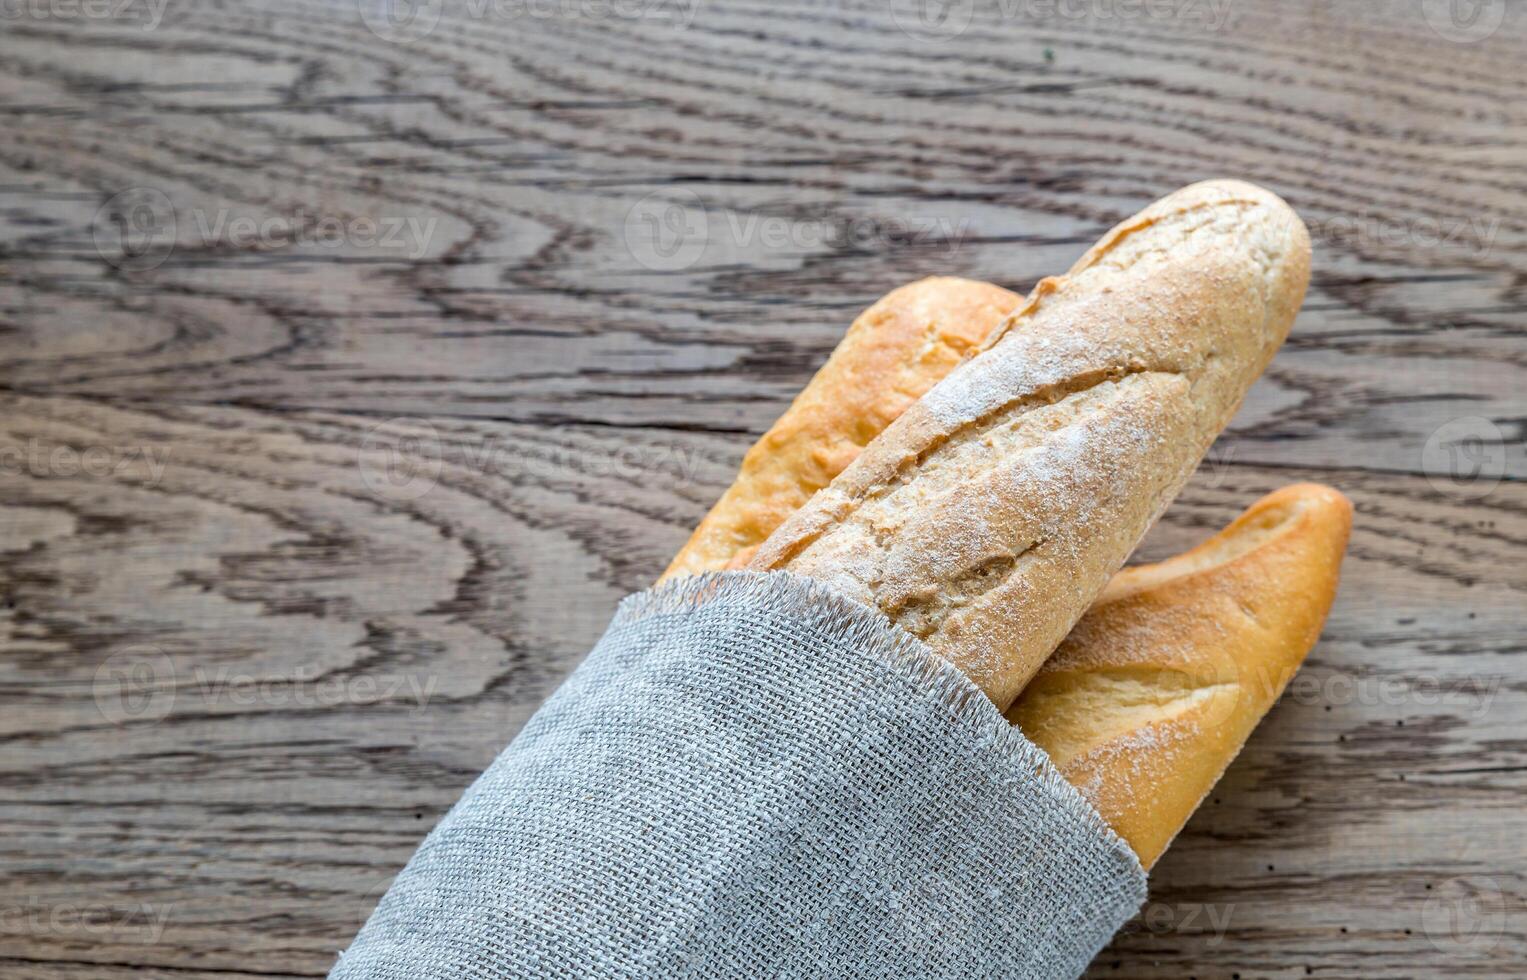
[{"x1": 330, "y1": 571, "x2": 1146, "y2": 979}]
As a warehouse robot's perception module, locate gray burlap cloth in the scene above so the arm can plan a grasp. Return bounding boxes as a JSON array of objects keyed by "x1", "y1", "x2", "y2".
[{"x1": 330, "y1": 571, "x2": 1146, "y2": 979}]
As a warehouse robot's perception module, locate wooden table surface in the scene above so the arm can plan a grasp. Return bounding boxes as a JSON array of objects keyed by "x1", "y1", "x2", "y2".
[{"x1": 2, "y1": 1, "x2": 1523, "y2": 976}]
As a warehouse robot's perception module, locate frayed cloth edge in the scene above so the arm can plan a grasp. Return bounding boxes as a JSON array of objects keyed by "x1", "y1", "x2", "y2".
[{"x1": 617, "y1": 569, "x2": 1145, "y2": 880}]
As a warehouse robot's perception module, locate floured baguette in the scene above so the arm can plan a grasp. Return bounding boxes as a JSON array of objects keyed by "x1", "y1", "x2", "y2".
[
  {"x1": 750, "y1": 180, "x2": 1312, "y2": 709},
  {"x1": 1006, "y1": 484, "x2": 1352, "y2": 868},
  {"x1": 661, "y1": 277, "x2": 1019, "y2": 580}
]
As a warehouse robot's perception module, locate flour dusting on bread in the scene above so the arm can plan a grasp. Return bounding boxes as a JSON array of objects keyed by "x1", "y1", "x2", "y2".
[
  {"x1": 752, "y1": 181, "x2": 1313, "y2": 709},
  {"x1": 1007, "y1": 483, "x2": 1353, "y2": 867}
]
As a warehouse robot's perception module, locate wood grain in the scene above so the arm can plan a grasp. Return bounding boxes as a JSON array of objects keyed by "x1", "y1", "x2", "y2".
[{"x1": 1, "y1": 0, "x2": 1523, "y2": 976}]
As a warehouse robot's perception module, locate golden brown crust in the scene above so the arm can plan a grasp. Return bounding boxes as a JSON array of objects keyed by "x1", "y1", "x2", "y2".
[
  {"x1": 751, "y1": 180, "x2": 1314, "y2": 709},
  {"x1": 1005, "y1": 484, "x2": 1353, "y2": 868},
  {"x1": 660, "y1": 277, "x2": 1019, "y2": 581}
]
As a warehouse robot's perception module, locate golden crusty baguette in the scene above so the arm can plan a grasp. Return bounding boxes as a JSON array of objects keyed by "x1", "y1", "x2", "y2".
[
  {"x1": 661, "y1": 277, "x2": 1019, "y2": 581},
  {"x1": 751, "y1": 181, "x2": 1312, "y2": 709},
  {"x1": 1006, "y1": 483, "x2": 1352, "y2": 868}
]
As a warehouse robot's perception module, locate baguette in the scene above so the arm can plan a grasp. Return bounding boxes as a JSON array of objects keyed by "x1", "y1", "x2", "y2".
[
  {"x1": 1006, "y1": 483, "x2": 1352, "y2": 868},
  {"x1": 661, "y1": 277, "x2": 1019, "y2": 580},
  {"x1": 750, "y1": 180, "x2": 1312, "y2": 709}
]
